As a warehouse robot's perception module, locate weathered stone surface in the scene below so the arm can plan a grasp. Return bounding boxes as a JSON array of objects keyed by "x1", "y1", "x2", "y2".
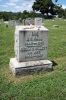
[
  {"x1": 4, "y1": 21, "x2": 9, "y2": 27},
  {"x1": 9, "y1": 20, "x2": 15, "y2": 27},
  {"x1": 35, "y1": 18, "x2": 42, "y2": 27},
  {"x1": 16, "y1": 20, "x2": 22, "y2": 25},
  {"x1": 9, "y1": 22, "x2": 52, "y2": 75},
  {"x1": 9, "y1": 58, "x2": 53, "y2": 75},
  {"x1": 14, "y1": 25, "x2": 48, "y2": 62},
  {"x1": 24, "y1": 18, "x2": 34, "y2": 25}
]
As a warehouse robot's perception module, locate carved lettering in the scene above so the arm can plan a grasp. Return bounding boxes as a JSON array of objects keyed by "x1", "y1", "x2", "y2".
[{"x1": 20, "y1": 31, "x2": 47, "y2": 59}]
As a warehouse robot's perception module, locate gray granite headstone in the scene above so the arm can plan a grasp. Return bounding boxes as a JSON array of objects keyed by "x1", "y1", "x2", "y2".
[
  {"x1": 16, "y1": 20, "x2": 22, "y2": 25},
  {"x1": 25, "y1": 18, "x2": 34, "y2": 25},
  {"x1": 14, "y1": 26, "x2": 48, "y2": 62},
  {"x1": 9, "y1": 20, "x2": 15, "y2": 27},
  {"x1": 9, "y1": 19, "x2": 52, "y2": 75},
  {"x1": 35, "y1": 18, "x2": 42, "y2": 27},
  {"x1": 4, "y1": 21, "x2": 9, "y2": 27}
]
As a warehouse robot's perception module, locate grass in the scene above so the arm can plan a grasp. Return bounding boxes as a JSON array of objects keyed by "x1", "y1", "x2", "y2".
[{"x1": 0, "y1": 19, "x2": 66, "y2": 100}]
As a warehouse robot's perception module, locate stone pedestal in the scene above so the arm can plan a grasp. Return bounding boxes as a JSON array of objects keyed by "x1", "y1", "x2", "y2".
[{"x1": 9, "y1": 58, "x2": 52, "y2": 75}]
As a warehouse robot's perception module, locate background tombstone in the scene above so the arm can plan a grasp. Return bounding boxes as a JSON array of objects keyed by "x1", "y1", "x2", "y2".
[
  {"x1": 15, "y1": 18, "x2": 22, "y2": 26},
  {"x1": 9, "y1": 20, "x2": 16, "y2": 27},
  {"x1": 1, "y1": 19, "x2": 4, "y2": 22},
  {"x1": 9, "y1": 18, "x2": 52, "y2": 75},
  {"x1": 35, "y1": 18, "x2": 43, "y2": 27},
  {"x1": 0, "y1": 19, "x2": 4, "y2": 24},
  {"x1": 25, "y1": 18, "x2": 34, "y2": 25},
  {"x1": 22, "y1": 19, "x2": 25, "y2": 25},
  {"x1": 4, "y1": 21, "x2": 9, "y2": 27}
]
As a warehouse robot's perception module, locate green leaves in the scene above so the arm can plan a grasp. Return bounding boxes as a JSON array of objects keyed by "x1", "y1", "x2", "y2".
[{"x1": 32, "y1": 0, "x2": 55, "y2": 15}]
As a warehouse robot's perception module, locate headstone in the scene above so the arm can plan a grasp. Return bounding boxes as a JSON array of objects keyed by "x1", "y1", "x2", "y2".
[
  {"x1": 16, "y1": 20, "x2": 22, "y2": 26},
  {"x1": 22, "y1": 19, "x2": 25, "y2": 25},
  {"x1": 9, "y1": 20, "x2": 15, "y2": 27},
  {"x1": 14, "y1": 26, "x2": 48, "y2": 62},
  {"x1": 4, "y1": 21, "x2": 9, "y2": 27},
  {"x1": 1, "y1": 19, "x2": 4, "y2": 23},
  {"x1": 9, "y1": 20, "x2": 52, "y2": 75},
  {"x1": 35, "y1": 18, "x2": 42, "y2": 27},
  {"x1": 25, "y1": 18, "x2": 34, "y2": 25}
]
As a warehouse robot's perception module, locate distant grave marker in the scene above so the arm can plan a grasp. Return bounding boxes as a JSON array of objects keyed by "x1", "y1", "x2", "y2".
[
  {"x1": 4, "y1": 21, "x2": 9, "y2": 27},
  {"x1": 35, "y1": 18, "x2": 42, "y2": 27},
  {"x1": 25, "y1": 18, "x2": 34, "y2": 25},
  {"x1": 16, "y1": 19, "x2": 22, "y2": 26},
  {"x1": 9, "y1": 20, "x2": 15, "y2": 27}
]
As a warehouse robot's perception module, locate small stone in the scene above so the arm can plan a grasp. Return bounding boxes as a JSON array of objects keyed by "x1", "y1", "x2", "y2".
[{"x1": 53, "y1": 25, "x2": 59, "y2": 28}]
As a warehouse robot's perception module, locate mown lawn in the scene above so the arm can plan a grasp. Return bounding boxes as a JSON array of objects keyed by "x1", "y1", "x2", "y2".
[{"x1": 0, "y1": 19, "x2": 66, "y2": 100}]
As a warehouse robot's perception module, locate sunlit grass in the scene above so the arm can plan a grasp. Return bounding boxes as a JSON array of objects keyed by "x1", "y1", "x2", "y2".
[{"x1": 0, "y1": 19, "x2": 66, "y2": 100}]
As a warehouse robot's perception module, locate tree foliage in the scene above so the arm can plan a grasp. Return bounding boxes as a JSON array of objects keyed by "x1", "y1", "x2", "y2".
[
  {"x1": 54, "y1": 5, "x2": 65, "y2": 18},
  {"x1": 0, "y1": 0, "x2": 66, "y2": 21},
  {"x1": 0, "y1": 11, "x2": 42, "y2": 21},
  {"x1": 32, "y1": 0, "x2": 55, "y2": 15}
]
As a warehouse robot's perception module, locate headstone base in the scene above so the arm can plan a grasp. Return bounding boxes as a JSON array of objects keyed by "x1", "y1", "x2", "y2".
[{"x1": 9, "y1": 58, "x2": 53, "y2": 75}]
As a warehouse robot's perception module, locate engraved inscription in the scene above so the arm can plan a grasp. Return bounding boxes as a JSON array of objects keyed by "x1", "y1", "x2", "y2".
[{"x1": 20, "y1": 31, "x2": 47, "y2": 59}]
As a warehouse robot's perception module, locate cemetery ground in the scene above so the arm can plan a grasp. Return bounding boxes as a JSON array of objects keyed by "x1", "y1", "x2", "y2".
[{"x1": 0, "y1": 19, "x2": 66, "y2": 100}]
